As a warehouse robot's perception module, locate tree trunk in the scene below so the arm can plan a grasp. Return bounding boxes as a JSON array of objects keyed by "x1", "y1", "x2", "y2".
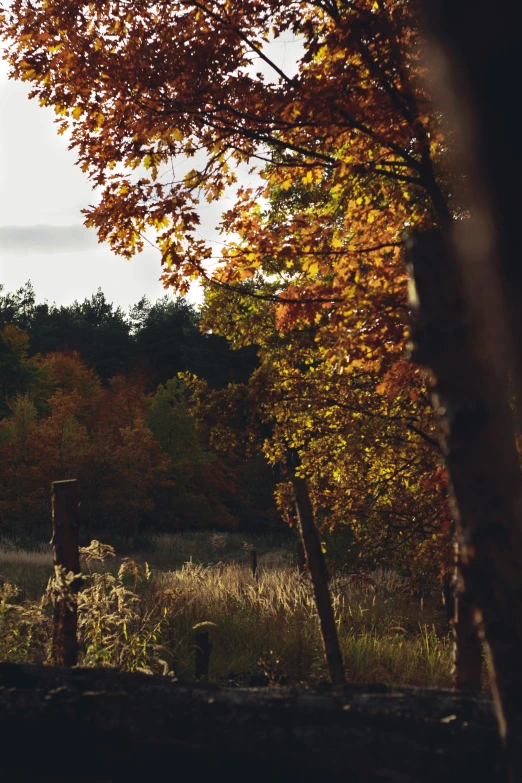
[
  {"x1": 408, "y1": 229, "x2": 522, "y2": 780},
  {"x1": 296, "y1": 540, "x2": 306, "y2": 575},
  {"x1": 452, "y1": 539, "x2": 483, "y2": 692},
  {"x1": 292, "y1": 475, "x2": 345, "y2": 685}
]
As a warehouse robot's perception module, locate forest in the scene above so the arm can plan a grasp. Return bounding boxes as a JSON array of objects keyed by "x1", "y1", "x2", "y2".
[
  {"x1": 0, "y1": 276, "x2": 447, "y2": 580},
  {"x1": 2, "y1": 0, "x2": 522, "y2": 780},
  {"x1": 0, "y1": 283, "x2": 280, "y2": 541}
]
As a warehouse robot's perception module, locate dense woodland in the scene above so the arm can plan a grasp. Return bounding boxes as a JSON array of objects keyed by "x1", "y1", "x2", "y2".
[
  {"x1": 0, "y1": 283, "x2": 280, "y2": 541},
  {"x1": 0, "y1": 276, "x2": 448, "y2": 585},
  {"x1": 0, "y1": 0, "x2": 459, "y2": 584},
  {"x1": 5, "y1": 0, "x2": 522, "y2": 778}
]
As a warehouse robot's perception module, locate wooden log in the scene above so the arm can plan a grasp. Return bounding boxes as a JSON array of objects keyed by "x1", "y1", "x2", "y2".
[
  {"x1": 0, "y1": 663, "x2": 504, "y2": 782},
  {"x1": 50, "y1": 479, "x2": 81, "y2": 667},
  {"x1": 292, "y1": 476, "x2": 345, "y2": 685}
]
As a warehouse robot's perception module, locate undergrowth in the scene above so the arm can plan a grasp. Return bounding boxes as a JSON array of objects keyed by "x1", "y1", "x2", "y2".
[{"x1": 0, "y1": 537, "x2": 459, "y2": 687}]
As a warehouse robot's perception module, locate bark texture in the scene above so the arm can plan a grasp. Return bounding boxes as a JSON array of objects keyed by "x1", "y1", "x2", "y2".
[
  {"x1": 292, "y1": 475, "x2": 345, "y2": 685},
  {"x1": 408, "y1": 229, "x2": 522, "y2": 779},
  {"x1": 446, "y1": 537, "x2": 483, "y2": 692},
  {"x1": 452, "y1": 560, "x2": 483, "y2": 692}
]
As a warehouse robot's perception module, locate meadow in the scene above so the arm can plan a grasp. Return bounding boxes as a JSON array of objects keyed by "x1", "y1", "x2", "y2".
[{"x1": 0, "y1": 532, "x2": 458, "y2": 687}]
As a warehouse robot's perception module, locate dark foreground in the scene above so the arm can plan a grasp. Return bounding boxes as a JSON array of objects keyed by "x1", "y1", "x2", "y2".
[{"x1": 0, "y1": 663, "x2": 503, "y2": 782}]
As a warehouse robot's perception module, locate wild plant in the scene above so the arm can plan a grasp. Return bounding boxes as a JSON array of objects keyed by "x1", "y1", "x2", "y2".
[
  {"x1": 76, "y1": 540, "x2": 174, "y2": 674},
  {"x1": 0, "y1": 580, "x2": 50, "y2": 663}
]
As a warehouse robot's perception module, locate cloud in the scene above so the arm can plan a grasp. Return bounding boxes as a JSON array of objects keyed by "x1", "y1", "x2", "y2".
[{"x1": 0, "y1": 224, "x2": 99, "y2": 255}]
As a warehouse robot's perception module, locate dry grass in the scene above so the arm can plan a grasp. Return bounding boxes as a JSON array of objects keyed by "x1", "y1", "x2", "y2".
[
  {"x1": 0, "y1": 535, "x2": 458, "y2": 688},
  {"x1": 149, "y1": 561, "x2": 453, "y2": 686},
  {"x1": 0, "y1": 541, "x2": 53, "y2": 600},
  {"x1": 0, "y1": 531, "x2": 276, "y2": 599}
]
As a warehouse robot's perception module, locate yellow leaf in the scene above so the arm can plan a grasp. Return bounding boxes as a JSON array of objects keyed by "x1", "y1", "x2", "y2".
[{"x1": 239, "y1": 267, "x2": 256, "y2": 281}]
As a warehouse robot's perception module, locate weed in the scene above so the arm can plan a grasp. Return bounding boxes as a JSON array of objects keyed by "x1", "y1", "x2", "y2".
[{"x1": 0, "y1": 535, "x2": 455, "y2": 688}]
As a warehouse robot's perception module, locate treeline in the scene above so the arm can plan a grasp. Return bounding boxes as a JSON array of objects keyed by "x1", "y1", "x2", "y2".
[
  {"x1": 0, "y1": 283, "x2": 280, "y2": 542},
  {"x1": 0, "y1": 282, "x2": 256, "y2": 388}
]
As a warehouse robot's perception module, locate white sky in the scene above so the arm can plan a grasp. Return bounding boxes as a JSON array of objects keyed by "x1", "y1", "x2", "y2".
[
  {"x1": 0, "y1": 34, "x2": 303, "y2": 311},
  {"x1": 0, "y1": 55, "x2": 206, "y2": 310}
]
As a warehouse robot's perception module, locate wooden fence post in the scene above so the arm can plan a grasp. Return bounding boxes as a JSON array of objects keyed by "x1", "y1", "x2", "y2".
[
  {"x1": 250, "y1": 548, "x2": 258, "y2": 580},
  {"x1": 50, "y1": 479, "x2": 81, "y2": 667},
  {"x1": 195, "y1": 631, "x2": 211, "y2": 679},
  {"x1": 292, "y1": 475, "x2": 345, "y2": 685}
]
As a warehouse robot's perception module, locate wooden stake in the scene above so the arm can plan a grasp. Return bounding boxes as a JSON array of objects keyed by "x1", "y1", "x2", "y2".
[
  {"x1": 292, "y1": 475, "x2": 345, "y2": 685},
  {"x1": 250, "y1": 548, "x2": 258, "y2": 580},
  {"x1": 50, "y1": 479, "x2": 81, "y2": 667},
  {"x1": 195, "y1": 631, "x2": 211, "y2": 679}
]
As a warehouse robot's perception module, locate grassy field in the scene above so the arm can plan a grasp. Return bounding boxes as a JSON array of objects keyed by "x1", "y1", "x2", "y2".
[
  {"x1": 0, "y1": 532, "x2": 461, "y2": 687},
  {"x1": 0, "y1": 531, "x2": 289, "y2": 599}
]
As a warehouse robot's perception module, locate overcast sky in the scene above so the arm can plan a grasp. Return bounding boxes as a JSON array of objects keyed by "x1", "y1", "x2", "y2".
[
  {"x1": 0, "y1": 34, "x2": 302, "y2": 311},
  {"x1": 0, "y1": 55, "x2": 210, "y2": 310}
]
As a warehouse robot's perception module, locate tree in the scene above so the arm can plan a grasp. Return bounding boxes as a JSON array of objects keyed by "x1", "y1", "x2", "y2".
[
  {"x1": 130, "y1": 294, "x2": 257, "y2": 388},
  {"x1": 0, "y1": 286, "x2": 134, "y2": 380},
  {"x1": 1, "y1": 0, "x2": 465, "y2": 683},
  {"x1": 147, "y1": 377, "x2": 279, "y2": 531},
  {"x1": 33, "y1": 290, "x2": 134, "y2": 380},
  {"x1": 412, "y1": 2, "x2": 522, "y2": 774},
  {"x1": 188, "y1": 280, "x2": 449, "y2": 580},
  {"x1": 1, "y1": 0, "x2": 452, "y2": 307},
  {"x1": 0, "y1": 325, "x2": 44, "y2": 418},
  {"x1": 0, "y1": 282, "x2": 37, "y2": 332}
]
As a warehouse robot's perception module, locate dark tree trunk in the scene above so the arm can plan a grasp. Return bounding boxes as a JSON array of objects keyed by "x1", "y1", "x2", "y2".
[
  {"x1": 444, "y1": 536, "x2": 483, "y2": 691},
  {"x1": 452, "y1": 539, "x2": 483, "y2": 692},
  {"x1": 408, "y1": 229, "x2": 522, "y2": 780},
  {"x1": 453, "y1": 580, "x2": 483, "y2": 692},
  {"x1": 292, "y1": 475, "x2": 345, "y2": 685},
  {"x1": 296, "y1": 540, "x2": 306, "y2": 575}
]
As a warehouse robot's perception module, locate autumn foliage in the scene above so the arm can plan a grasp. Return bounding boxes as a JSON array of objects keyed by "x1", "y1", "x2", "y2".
[
  {"x1": 0, "y1": 302, "x2": 279, "y2": 541},
  {"x1": 0, "y1": 1, "x2": 458, "y2": 579}
]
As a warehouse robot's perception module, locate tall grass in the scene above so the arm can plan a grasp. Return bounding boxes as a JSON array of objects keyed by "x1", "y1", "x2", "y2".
[
  {"x1": 150, "y1": 560, "x2": 453, "y2": 686},
  {"x1": 0, "y1": 540, "x2": 53, "y2": 599},
  {"x1": 0, "y1": 536, "x2": 455, "y2": 687}
]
